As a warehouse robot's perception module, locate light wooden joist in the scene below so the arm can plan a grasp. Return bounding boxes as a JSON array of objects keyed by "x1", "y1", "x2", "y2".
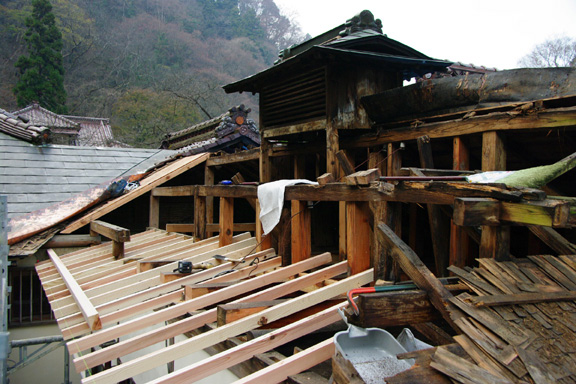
[{"x1": 35, "y1": 227, "x2": 374, "y2": 384}]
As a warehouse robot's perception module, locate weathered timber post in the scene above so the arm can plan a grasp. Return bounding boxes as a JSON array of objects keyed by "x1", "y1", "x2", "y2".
[
  {"x1": 219, "y1": 197, "x2": 234, "y2": 247},
  {"x1": 450, "y1": 136, "x2": 472, "y2": 268},
  {"x1": 480, "y1": 131, "x2": 510, "y2": 260},
  {"x1": 149, "y1": 194, "x2": 160, "y2": 229},
  {"x1": 346, "y1": 201, "x2": 371, "y2": 275},
  {"x1": 194, "y1": 190, "x2": 206, "y2": 240}
]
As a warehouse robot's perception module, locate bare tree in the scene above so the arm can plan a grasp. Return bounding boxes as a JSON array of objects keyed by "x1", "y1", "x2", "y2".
[{"x1": 518, "y1": 36, "x2": 576, "y2": 68}]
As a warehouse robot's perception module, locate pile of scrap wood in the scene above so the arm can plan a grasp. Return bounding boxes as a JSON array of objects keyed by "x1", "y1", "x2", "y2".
[{"x1": 370, "y1": 223, "x2": 576, "y2": 384}]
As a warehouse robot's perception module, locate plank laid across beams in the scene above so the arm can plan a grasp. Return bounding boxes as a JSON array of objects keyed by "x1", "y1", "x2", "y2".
[
  {"x1": 72, "y1": 259, "x2": 347, "y2": 372},
  {"x1": 62, "y1": 153, "x2": 209, "y2": 233},
  {"x1": 46, "y1": 249, "x2": 101, "y2": 331},
  {"x1": 69, "y1": 253, "x2": 335, "y2": 354},
  {"x1": 80, "y1": 269, "x2": 373, "y2": 383},
  {"x1": 149, "y1": 302, "x2": 345, "y2": 384},
  {"x1": 233, "y1": 338, "x2": 334, "y2": 384}
]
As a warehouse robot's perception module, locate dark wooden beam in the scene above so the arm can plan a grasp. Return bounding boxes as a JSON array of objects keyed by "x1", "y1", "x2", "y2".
[{"x1": 376, "y1": 223, "x2": 460, "y2": 332}]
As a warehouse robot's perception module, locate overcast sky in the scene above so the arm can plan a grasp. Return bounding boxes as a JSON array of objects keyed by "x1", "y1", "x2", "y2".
[{"x1": 274, "y1": 0, "x2": 576, "y2": 70}]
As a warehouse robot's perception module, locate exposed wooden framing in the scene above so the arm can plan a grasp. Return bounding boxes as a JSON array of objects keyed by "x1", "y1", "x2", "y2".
[
  {"x1": 317, "y1": 173, "x2": 335, "y2": 185},
  {"x1": 89, "y1": 220, "x2": 130, "y2": 259},
  {"x1": 376, "y1": 223, "x2": 460, "y2": 331},
  {"x1": 194, "y1": 192, "x2": 206, "y2": 240},
  {"x1": 69, "y1": 253, "x2": 334, "y2": 354},
  {"x1": 528, "y1": 226, "x2": 576, "y2": 254},
  {"x1": 219, "y1": 197, "x2": 234, "y2": 247},
  {"x1": 73, "y1": 259, "x2": 345, "y2": 372},
  {"x1": 152, "y1": 186, "x2": 196, "y2": 197},
  {"x1": 166, "y1": 223, "x2": 256, "y2": 234},
  {"x1": 205, "y1": 163, "x2": 215, "y2": 237},
  {"x1": 291, "y1": 200, "x2": 311, "y2": 263},
  {"x1": 416, "y1": 136, "x2": 450, "y2": 276},
  {"x1": 260, "y1": 136, "x2": 272, "y2": 183},
  {"x1": 451, "y1": 136, "x2": 471, "y2": 269},
  {"x1": 47, "y1": 249, "x2": 101, "y2": 331},
  {"x1": 336, "y1": 150, "x2": 355, "y2": 176},
  {"x1": 480, "y1": 131, "x2": 510, "y2": 260},
  {"x1": 344, "y1": 107, "x2": 576, "y2": 148},
  {"x1": 454, "y1": 198, "x2": 573, "y2": 228},
  {"x1": 62, "y1": 153, "x2": 209, "y2": 233},
  {"x1": 368, "y1": 147, "x2": 386, "y2": 281},
  {"x1": 217, "y1": 300, "x2": 284, "y2": 326},
  {"x1": 43, "y1": 234, "x2": 101, "y2": 248},
  {"x1": 66, "y1": 253, "x2": 279, "y2": 342},
  {"x1": 51, "y1": 236, "x2": 255, "y2": 317},
  {"x1": 149, "y1": 194, "x2": 160, "y2": 228},
  {"x1": 206, "y1": 147, "x2": 260, "y2": 166},
  {"x1": 233, "y1": 338, "x2": 334, "y2": 384},
  {"x1": 262, "y1": 119, "x2": 325, "y2": 138},
  {"x1": 149, "y1": 302, "x2": 345, "y2": 384},
  {"x1": 255, "y1": 199, "x2": 271, "y2": 252},
  {"x1": 346, "y1": 201, "x2": 371, "y2": 275},
  {"x1": 79, "y1": 269, "x2": 373, "y2": 383}
]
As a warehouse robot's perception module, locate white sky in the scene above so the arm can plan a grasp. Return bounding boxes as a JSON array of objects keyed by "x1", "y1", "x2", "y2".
[{"x1": 274, "y1": 0, "x2": 576, "y2": 70}]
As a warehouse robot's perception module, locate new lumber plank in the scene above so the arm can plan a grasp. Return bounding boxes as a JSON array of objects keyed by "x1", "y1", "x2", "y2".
[
  {"x1": 72, "y1": 261, "x2": 349, "y2": 372},
  {"x1": 62, "y1": 153, "x2": 209, "y2": 233},
  {"x1": 47, "y1": 249, "x2": 101, "y2": 331},
  {"x1": 80, "y1": 269, "x2": 373, "y2": 383},
  {"x1": 69, "y1": 253, "x2": 335, "y2": 353},
  {"x1": 233, "y1": 338, "x2": 334, "y2": 384},
  {"x1": 149, "y1": 302, "x2": 345, "y2": 384}
]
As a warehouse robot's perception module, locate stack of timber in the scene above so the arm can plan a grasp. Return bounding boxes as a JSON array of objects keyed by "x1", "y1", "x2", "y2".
[
  {"x1": 432, "y1": 255, "x2": 576, "y2": 383},
  {"x1": 35, "y1": 228, "x2": 374, "y2": 383}
]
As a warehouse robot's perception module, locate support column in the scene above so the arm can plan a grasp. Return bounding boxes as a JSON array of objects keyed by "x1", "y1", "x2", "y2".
[
  {"x1": 255, "y1": 200, "x2": 272, "y2": 252},
  {"x1": 219, "y1": 197, "x2": 234, "y2": 247},
  {"x1": 384, "y1": 143, "x2": 402, "y2": 280},
  {"x1": 450, "y1": 137, "x2": 472, "y2": 268},
  {"x1": 326, "y1": 122, "x2": 346, "y2": 263},
  {"x1": 194, "y1": 192, "x2": 206, "y2": 240},
  {"x1": 369, "y1": 147, "x2": 386, "y2": 281},
  {"x1": 291, "y1": 201, "x2": 311, "y2": 263},
  {"x1": 149, "y1": 194, "x2": 160, "y2": 229},
  {"x1": 260, "y1": 137, "x2": 272, "y2": 184},
  {"x1": 417, "y1": 136, "x2": 449, "y2": 276},
  {"x1": 205, "y1": 164, "x2": 215, "y2": 237},
  {"x1": 346, "y1": 201, "x2": 371, "y2": 275},
  {"x1": 480, "y1": 131, "x2": 510, "y2": 260}
]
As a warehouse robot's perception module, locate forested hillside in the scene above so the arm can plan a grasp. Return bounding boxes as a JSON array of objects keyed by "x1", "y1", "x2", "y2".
[{"x1": 0, "y1": 0, "x2": 305, "y2": 147}]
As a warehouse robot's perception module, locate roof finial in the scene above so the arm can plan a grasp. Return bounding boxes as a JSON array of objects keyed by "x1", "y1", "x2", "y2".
[{"x1": 340, "y1": 10, "x2": 383, "y2": 36}]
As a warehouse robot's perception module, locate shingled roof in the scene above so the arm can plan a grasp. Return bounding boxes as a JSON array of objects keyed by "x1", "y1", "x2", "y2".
[{"x1": 0, "y1": 131, "x2": 174, "y2": 220}]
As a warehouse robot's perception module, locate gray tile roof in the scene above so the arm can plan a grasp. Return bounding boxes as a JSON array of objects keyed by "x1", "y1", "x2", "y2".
[{"x1": 0, "y1": 131, "x2": 175, "y2": 219}]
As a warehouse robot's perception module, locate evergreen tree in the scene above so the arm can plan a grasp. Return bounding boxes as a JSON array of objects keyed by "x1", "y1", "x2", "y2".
[{"x1": 13, "y1": 0, "x2": 67, "y2": 114}]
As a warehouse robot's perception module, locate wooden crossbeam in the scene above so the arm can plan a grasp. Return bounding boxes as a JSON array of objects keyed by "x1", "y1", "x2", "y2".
[
  {"x1": 80, "y1": 269, "x2": 373, "y2": 383},
  {"x1": 47, "y1": 249, "x2": 101, "y2": 331},
  {"x1": 72, "y1": 260, "x2": 348, "y2": 373},
  {"x1": 233, "y1": 338, "x2": 334, "y2": 384},
  {"x1": 89, "y1": 220, "x2": 131, "y2": 259}
]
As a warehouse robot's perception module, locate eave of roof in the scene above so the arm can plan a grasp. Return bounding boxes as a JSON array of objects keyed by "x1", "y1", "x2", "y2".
[{"x1": 224, "y1": 45, "x2": 452, "y2": 93}]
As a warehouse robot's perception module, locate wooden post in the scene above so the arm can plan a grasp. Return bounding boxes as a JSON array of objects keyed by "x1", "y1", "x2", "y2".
[
  {"x1": 369, "y1": 147, "x2": 386, "y2": 281},
  {"x1": 219, "y1": 197, "x2": 234, "y2": 247},
  {"x1": 255, "y1": 199, "x2": 272, "y2": 252},
  {"x1": 384, "y1": 143, "x2": 402, "y2": 280},
  {"x1": 205, "y1": 164, "x2": 215, "y2": 237},
  {"x1": 194, "y1": 193, "x2": 206, "y2": 240},
  {"x1": 480, "y1": 131, "x2": 510, "y2": 260},
  {"x1": 450, "y1": 136, "x2": 471, "y2": 269},
  {"x1": 260, "y1": 137, "x2": 272, "y2": 184},
  {"x1": 89, "y1": 220, "x2": 130, "y2": 259},
  {"x1": 291, "y1": 201, "x2": 311, "y2": 263},
  {"x1": 416, "y1": 135, "x2": 450, "y2": 276},
  {"x1": 346, "y1": 201, "x2": 371, "y2": 275},
  {"x1": 149, "y1": 194, "x2": 160, "y2": 229}
]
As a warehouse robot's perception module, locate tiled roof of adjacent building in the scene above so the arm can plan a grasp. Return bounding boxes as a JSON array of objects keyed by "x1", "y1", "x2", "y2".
[{"x1": 0, "y1": 131, "x2": 174, "y2": 219}]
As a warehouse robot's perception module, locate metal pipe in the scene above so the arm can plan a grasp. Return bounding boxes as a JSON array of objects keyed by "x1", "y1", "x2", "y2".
[{"x1": 10, "y1": 336, "x2": 64, "y2": 347}]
